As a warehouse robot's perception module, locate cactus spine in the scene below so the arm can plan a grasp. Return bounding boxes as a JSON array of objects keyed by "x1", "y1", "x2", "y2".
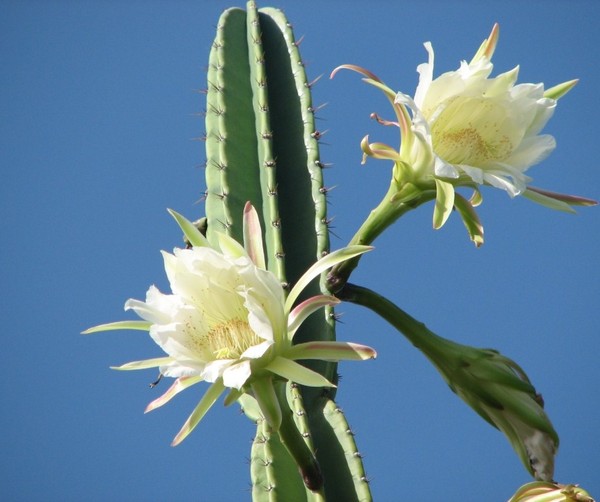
[{"x1": 203, "y1": 2, "x2": 370, "y2": 499}]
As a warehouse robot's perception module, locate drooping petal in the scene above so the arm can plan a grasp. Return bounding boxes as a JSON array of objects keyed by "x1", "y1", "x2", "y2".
[
  {"x1": 287, "y1": 295, "x2": 340, "y2": 339},
  {"x1": 286, "y1": 341, "x2": 377, "y2": 361},
  {"x1": 433, "y1": 178, "x2": 455, "y2": 229},
  {"x1": 171, "y1": 379, "x2": 225, "y2": 446},
  {"x1": 285, "y1": 245, "x2": 372, "y2": 312},
  {"x1": 110, "y1": 356, "x2": 175, "y2": 371},
  {"x1": 453, "y1": 193, "x2": 484, "y2": 247},
  {"x1": 145, "y1": 376, "x2": 203, "y2": 413},
  {"x1": 265, "y1": 356, "x2": 335, "y2": 388},
  {"x1": 81, "y1": 320, "x2": 151, "y2": 334}
]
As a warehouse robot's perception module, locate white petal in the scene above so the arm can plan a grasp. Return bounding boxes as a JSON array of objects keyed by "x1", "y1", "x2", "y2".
[
  {"x1": 414, "y1": 41, "x2": 434, "y2": 108},
  {"x1": 202, "y1": 359, "x2": 235, "y2": 383},
  {"x1": 505, "y1": 135, "x2": 556, "y2": 170},
  {"x1": 240, "y1": 340, "x2": 272, "y2": 359},
  {"x1": 222, "y1": 360, "x2": 252, "y2": 389}
]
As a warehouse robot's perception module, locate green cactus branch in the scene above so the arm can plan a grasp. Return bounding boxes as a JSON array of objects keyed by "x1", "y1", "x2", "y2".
[{"x1": 203, "y1": 2, "x2": 371, "y2": 499}]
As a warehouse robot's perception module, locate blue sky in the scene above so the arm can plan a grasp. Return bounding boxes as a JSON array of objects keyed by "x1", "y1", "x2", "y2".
[{"x1": 2, "y1": 1, "x2": 598, "y2": 500}]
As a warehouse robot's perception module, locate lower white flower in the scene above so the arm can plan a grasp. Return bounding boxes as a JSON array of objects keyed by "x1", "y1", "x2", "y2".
[{"x1": 84, "y1": 203, "x2": 376, "y2": 445}]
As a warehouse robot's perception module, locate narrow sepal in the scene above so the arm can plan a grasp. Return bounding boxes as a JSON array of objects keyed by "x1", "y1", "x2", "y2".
[
  {"x1": 286, "y1": 341, "x2": 377, "y2": 361},
  {"x1": 251, "y1": 376, "x2": 282, "y2": 432},
  {"x1": 266, "y1": 356, "x2": 335, "y2": 388},
  {"x1": 285, "y1": 245, "x2": 372, "y2": 312},
  {"x1": 145, "y1": 376, "x2": 203, "y2": 413},
  {"x1": 171, "y1": 379, "x2": 225, "y2": 446},
  {"x1": 81, "y1": 320, "x2": 151, "y2": 334},
  {"x1": 110, "y1": 356, "x2": 174, "y2": 371},
  {"x1": 167, "y1": 209, "x2": 210, "y2": 248}
]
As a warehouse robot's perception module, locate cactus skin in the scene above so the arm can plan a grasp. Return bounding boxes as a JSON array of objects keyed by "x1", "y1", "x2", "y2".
[{"x1": 204, "y1": 2, "x2": 370, "y2": 499}]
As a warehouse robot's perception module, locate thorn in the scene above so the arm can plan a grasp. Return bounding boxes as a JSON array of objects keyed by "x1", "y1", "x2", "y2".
[
  {"x1": 311, "y1": 129, "x2": 329, "y2": 140},
  {"x1": 306, "y1": 74, "x2": 323, "y2": 88},
  {"x1": 294, "y1": 34, "x2": 305, "y2": 46},
  {"x1": 319, "y1": 184, "x2": 337, "y2": 194},
  {"x1": 308, "y1": 102, "x2": 328, "y2": 113}
]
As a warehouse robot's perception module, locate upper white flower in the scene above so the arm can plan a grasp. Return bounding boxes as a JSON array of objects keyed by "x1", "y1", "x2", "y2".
[
  {"x1": 332, "y1": 24, "x2": 590, "y2": 241},
  {"x1": 395, "y1": 23, "x2": 563, "y2": 197},
  {"x1": 84, "y1": 203, "x2": 375, "y2": 444}
]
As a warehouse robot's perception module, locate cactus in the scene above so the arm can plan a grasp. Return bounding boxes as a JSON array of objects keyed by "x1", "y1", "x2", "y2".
[{"x1": 203, "y1": 1, "x2": 369, "y2": 499}]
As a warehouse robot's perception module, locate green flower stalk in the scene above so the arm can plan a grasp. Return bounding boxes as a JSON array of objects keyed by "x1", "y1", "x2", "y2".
[
  {"x1": 508, "y1": 481, "x2": 595, "y2": 502},
  {"x1": 83, "y1": 204, "x2": 376, "y2": 460},
  {"x1": 339, "y1": 283, "x2": 559, "y2": 481}
]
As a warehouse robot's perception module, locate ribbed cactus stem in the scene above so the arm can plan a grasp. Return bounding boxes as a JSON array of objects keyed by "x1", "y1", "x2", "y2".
[
  {"x1": 323, "y1": 399, "x2": 372, "y2": 500},
  {"x1": 246, "y1": 2, "x2": 286, "y2": 282},
  {"x1": 203, "y1": 3, "x2": 371, "y2": 499}
]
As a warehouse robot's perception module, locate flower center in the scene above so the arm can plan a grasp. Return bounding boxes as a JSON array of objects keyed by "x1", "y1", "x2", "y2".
[
  {"x1": 202, "y1": 318, "x2": 262, "y2": 360},
  {"x1": 430, "y1": 96, "x2": 518, "y2": 166}
]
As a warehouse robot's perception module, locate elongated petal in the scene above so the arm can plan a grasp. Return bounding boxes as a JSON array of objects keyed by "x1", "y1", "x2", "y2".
[
  {"x1": 111, "y1": 356, "x2": 174, "y2": 371},
  {"x1": 433, "y1": 178, "x2": 455, "y2": 229},
  {"x1": 223, "y1": 388, "x2": 243, "y2": 407},
  {"x1": 525, "y1": 186, "x2": 597, "y2": 208},
  {"x1": 167, "y1": 209, "x2": 209, "y2": 247},
  {"x1": 81, "y1": 320, "x2": 151, "y2": 334},
  {"x1": 330, "y1": 64, "x2": 382, "y2": 83},
  {"x1": 287, "y1": 295, "x2": 340, "y2": 338},
  {"x1": 145, "y1": 376, "x2": 203, "y2": 413},
  {"x1": 242, "y1": 202, "x2": 266, "y2": 269},
  {"x1": 265, "y1": 356, "x2": 335, "y2": 388},
  {"x1": 285, "y1": 245, "x2": 372, "y2": 312},
  {"x1": 522, "y1": 189, "x2": 577, "y2": 213},
  {"x1": 286, "y1": 341, "x2": 377, "y2": 361},
  {"x1": 171, "y1": 379, "x2": 225, "y2": 446}
]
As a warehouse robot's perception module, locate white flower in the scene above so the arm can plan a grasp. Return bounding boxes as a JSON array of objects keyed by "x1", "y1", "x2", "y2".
[
  {"x1": 395, "y1": 23, "x2": 572, "y2": 198},
  {"x1": 84, "y1": 203, "x2": 375, "y2": 445},
  {"x1": 332, "y1": 25, "x2": 593, "y2": 240}
]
